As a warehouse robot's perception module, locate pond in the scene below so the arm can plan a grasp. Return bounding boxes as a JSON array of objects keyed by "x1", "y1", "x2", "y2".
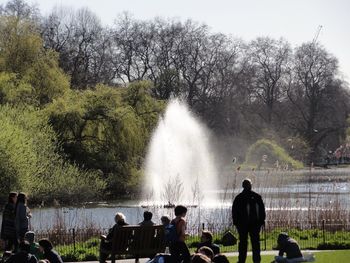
[{"x1": 1, "y1": 168, "x2": 350, "y2": 230}]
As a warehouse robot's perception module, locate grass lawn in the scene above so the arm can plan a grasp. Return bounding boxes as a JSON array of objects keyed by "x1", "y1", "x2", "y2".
[{"x1": 227, "y1": 250, "x2": 350, "y2": 262}]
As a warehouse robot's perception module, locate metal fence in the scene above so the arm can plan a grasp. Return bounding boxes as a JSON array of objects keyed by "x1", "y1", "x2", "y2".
[
  {"x1": 26, "y1": 221, "x2": 350, "y2": 260},
  {"x1": 29, "y1": 220, "x2": 350, "y2": 261}
]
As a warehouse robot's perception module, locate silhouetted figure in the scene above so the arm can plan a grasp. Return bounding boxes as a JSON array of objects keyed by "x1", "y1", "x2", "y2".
[
  {"x1": 99, "y1": 212, "x2": 128, "y2": 263},
  {"x1": 24, "y1": 231, "x2": 42, "y2": 260},
  {"x1": 38, "y1": 239, "x2": 63, "y2": 263},
  {"x1": 196, "y1": 230, "x2": 220, "y2": 255},
  {"x1": 170, "y1": 205, "x2": 191, "y2": 263},
  {"x1": 1, "y1": 192, "x2": 18, "y2": 252},
  {"x1": 5, "y1": 240, "x2": 38, "y2": 263},
  {"x1": 232, "y1": 179, "x2": 265, "y2": 263},
  {"x1": 15, "y1": 193, "x2": 32, "y2": 242},
  {"x1": 139, "y1": 211, "x2": 155, "y2": 226}
]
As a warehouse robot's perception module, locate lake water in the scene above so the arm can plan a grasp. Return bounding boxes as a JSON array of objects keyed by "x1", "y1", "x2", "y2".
[{"x1": 1, "y1": 168, "x2": 350, "y2": 230}]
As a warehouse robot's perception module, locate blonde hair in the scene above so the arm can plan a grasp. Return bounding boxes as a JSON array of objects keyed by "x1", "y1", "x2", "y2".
[{"x1": 114, "y1": 212, "x2": 126, "y2": 223}]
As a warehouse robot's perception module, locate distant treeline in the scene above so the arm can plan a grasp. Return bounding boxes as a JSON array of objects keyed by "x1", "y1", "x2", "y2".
[{"x1": 0, "y1": 0, "x2": 349, "y2": 203}]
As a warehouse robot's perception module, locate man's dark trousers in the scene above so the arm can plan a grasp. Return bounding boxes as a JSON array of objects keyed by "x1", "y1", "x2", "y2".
[{"x1": 237, "y1": 225, "x2": 261, "y2": 263}]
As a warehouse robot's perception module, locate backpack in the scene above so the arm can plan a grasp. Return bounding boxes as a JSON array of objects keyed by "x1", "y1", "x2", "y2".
[
  {"x1": 221, "y1": 231, "x2": 237, "y2": 246},
  {"x1": 164, "y1": 223, "x2": 178, "y2": 243}
]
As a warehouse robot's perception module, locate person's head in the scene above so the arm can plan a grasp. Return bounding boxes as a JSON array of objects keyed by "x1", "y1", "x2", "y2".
[
  {"x1": 242, "y1": 179, "x2": 252, "y2": 191},
  {"x1": 24, "y1": 231, "x2": 35, "y2": 244},
  {"x1": 212, "y1": 254, "x2": 230, "y2": 263},
  {"x1": 143, "y1": 211, "x2": 153, "y2": 221},
  {"x1": 201, "y1": 230, "x2": 213, "y2": 243},
  {"x1": 18, "y1": 240, "x2": 31, "y2": 253},
  {"x1": 191, "y1": 253, "x2": 211, "y2": 263},
  {"x1": 161, "y1": 215, "x2": 171, "y2": 226},
  {"x1": 114, "y1": 212, "x2": 126, "y2": 223},
  {"x1": 198, "y1": 246, "x2": 214, "y2": 259},
  {"x1": 17, "y1": 192, "x2": 27, "y2": 204},
  {"x1": 277, "y1": 232, "x2": 289, "y2": 246},
  {"x1": 8, "y1": 192, "x2": 17, "y2": 204},
  {"x1": 174, "y1": 205, "x2": 187, "y2": 217},
  {"x1": 38, "y1": 239, "x2": 53, "y2": 252}
]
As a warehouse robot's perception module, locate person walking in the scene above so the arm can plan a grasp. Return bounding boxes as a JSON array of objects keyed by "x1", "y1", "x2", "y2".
[{"x1": 232, "y1": 179, "x2": 266, "y2": 263}]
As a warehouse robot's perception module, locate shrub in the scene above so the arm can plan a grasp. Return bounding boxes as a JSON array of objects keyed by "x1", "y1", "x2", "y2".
[{"x1": 244, "y1": 139, "x2": 303, "y2": 169}]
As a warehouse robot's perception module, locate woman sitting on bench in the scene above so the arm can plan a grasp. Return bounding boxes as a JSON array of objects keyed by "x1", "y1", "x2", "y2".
[{"x1": 100, "y1": 212, "x2": 128, "y2": 263}]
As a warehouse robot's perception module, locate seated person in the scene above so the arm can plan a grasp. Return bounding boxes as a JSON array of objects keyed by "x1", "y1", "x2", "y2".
[
  {"x1": 24, "y1": 231, "x2": 43, "y2": 260},
  {"x1": 139, "y1": 211, "x2": 155, "y2": 226},
  {"x1": 273, "y1": 233, "x2": 313, "y2": 263},
  {"x1": 100, "y1": 212, "x2": 128, "y2": 263},
  {"x1": 196, "y1": 230, "x2": 220, "y2": 255},
  {"x1": 5, "y1": 240, "x2": 38, "y2": 263},
  {"x1": 197, "y1": 246, "x2": 214, "y2": 260},
  {"x1": 38, "y1": 239, "x2": 63, "y2": 263},
  {"x1": 161, "y1": 215, "x2": 171, "y2": 227}
]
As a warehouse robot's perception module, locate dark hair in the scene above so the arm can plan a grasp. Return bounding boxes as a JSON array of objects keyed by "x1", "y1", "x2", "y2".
[
  {"x1": 191, "y1": 253, "x2": 211, "y2": 263},
  {"x1": 212, "y1": 254, "x2": 230, "y2": 263},
  {"x1": 8, "y1": 192, "x2": 17, "y2": 203},
  {"x1": 19, "y1": 241, "x2": 31, "y2": 253},
  {"x1": 201, "y1": 230, "x2": 213, "y2": 242},
  {"x1": 161, "y1": 215, "x2": 170, "y2": 225},
  {"x1": 242, "y1": 179, "x2": 252, "y2": 190},
  {"x1": 174, "y1": 205, "x2": 187, "y2": 216},
  {"x1": 39, "y1": 239, "x2": 53, "y2": 251},
  {"x1": 17, "y1": 192, "x2": 27, "y2": 204},
  {"x1": 143, "y1": 211, "x2": 153, "y2": 221},
  {"x1": 198, "y1": 246, "x2": 214, "y2": 259}
]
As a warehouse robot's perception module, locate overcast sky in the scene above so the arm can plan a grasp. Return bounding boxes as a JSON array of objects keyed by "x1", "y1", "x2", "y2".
[{"x1": 3, "y1": 0, "x2": 350, "y2": 81}]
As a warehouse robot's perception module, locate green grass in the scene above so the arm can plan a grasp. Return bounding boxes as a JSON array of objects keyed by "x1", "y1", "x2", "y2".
[{"x1": 227, "y1": 250, "x2": 350, "y2": 263}]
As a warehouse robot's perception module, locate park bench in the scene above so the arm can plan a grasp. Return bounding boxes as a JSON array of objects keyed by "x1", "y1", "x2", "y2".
[{"x1": 111, "y1": 225, "x2": 166, "y2": 263}]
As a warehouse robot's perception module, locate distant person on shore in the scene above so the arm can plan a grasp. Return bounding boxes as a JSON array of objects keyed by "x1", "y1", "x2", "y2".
[
  {"x1": 196, "y1": 230, "x2": 220, "y2": 255},
  {"x1": 5, "y1": 240, "x2": 38, "y2": 263},
  {"x1": 169, "y1": 205, "x2": 191, "y2": 263},
  {"x1": 15, "y1": 193, "x2": 32, "y2": 242},
  {"x1": 139, "y1": 211, "x2": 155, "y2": 226},
  {"x1": 1, "y1": 192, "x2": 18, "y2": 252},
  {"x1": 99, "y1": 212, "x2": 128, "y2": 263},
  {"x1": 38, "y1": 239, "x2": 63, "y2": 263},
  {"x1": 232, "y1": 179, "x2": 266, "y2": 263}
]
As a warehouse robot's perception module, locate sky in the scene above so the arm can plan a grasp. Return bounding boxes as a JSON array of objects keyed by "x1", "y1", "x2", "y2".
[{"x1": 2, "y1": 0, "x2": 350, "y2": 81}]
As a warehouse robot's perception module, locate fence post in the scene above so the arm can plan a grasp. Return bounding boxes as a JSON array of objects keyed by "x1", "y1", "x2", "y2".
[
  {"x1": 264, "y1": 224, "x2": 267, "y2": 251},
  {"x1": 72, "y1": 228, "x2": 76, "y2": 253},
  {"x1": 322, "y1": 219, "x2": 325, "y2": 244}
]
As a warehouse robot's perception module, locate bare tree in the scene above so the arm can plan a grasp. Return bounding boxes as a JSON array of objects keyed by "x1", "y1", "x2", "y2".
[
  {"x1": 286, "y1": 42, "x2": 348, "y2": 159},
  {"x1": 247, "y1": 37, "x2": 291, "y2": 124}
]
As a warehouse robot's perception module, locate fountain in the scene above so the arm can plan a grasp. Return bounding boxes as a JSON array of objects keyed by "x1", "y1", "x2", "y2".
[{"x1": 143, "y1": 99, "x2": 218, "y2": 207}]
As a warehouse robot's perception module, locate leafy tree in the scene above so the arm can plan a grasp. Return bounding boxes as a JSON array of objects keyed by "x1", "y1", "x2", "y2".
[
  {"x1": 45, "y1": 81, "x2": 163, "y2": 196},
  {"x1": 0, "y1": 105, "x2": 105, "y2": 204}
]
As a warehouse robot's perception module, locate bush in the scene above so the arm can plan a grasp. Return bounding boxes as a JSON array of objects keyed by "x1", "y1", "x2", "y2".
[{"x1": 244, "y1": 139, "x2": 303, "y2": 169}]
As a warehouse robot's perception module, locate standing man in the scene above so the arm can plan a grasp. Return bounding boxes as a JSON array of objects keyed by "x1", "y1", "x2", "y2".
[{"x1": 232, "y1": 179, "x2": 265, "y2": 263}]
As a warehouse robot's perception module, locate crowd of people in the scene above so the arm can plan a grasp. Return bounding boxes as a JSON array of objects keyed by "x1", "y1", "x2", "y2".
[
  {"x1": 0, "y1": 192, "x2": 63, "y2": 263},
  {"x1": 1, "y1": 180, "x2": 314, "y2": 263}
]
